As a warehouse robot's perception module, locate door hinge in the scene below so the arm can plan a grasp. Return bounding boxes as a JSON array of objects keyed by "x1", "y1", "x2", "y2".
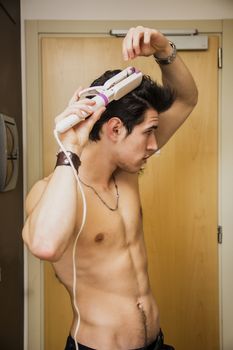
[
  {"x1": 218, "y1": 225, "x2": 223, "y2": 244},
  {"x1": 218, "y1": 48, "x2": 222, "y2": 69}
]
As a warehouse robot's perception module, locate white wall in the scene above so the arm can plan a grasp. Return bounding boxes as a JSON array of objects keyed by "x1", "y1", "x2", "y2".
[{"x1": 21, "y1": 0, "x2": 233, "y2": 20}]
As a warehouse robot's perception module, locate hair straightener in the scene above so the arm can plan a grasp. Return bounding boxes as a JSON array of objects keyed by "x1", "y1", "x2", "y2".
[{"x1": 55, "y1": 67, "x2": 143, "y2": 133}]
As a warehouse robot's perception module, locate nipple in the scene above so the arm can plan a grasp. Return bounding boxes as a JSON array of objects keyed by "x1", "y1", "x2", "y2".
[{"x1": 95, "y1": 233, "x2": 105, "y2": 243}]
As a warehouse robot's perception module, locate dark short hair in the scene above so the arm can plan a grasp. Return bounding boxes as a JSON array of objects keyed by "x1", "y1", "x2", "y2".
[{"x1": 89, "y1": 69, "x2": 175, "y2": 141}]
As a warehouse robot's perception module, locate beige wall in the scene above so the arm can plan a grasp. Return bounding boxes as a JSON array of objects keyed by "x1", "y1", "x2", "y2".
[{"x1": 21, "y1": 0, "x2": 233, "y2": 20}]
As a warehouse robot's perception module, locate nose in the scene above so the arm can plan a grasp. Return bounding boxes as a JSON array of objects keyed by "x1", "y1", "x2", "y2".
[{"x1": 147, "y1": 133, "x2": 158, "y2": 153}]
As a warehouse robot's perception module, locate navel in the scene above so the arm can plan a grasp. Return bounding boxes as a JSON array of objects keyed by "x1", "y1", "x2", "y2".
[
  {"x1": 94, "y1": 233, "x2": 105, "y2": 243},
  {"x1": 140, "y1": 205, "x2": 143, "y2": 219}
]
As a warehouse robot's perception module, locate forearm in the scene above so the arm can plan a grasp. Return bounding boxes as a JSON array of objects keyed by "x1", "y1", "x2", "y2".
[
  {"x1": 23, "y1": 87, "x2": 105, "y2": 261},
  {"x1": 23, "y1": 166, "x2": 78, "y2": 261},
  {"x1": 158, "y1": 44, "x2": 198, "y2": 107}
]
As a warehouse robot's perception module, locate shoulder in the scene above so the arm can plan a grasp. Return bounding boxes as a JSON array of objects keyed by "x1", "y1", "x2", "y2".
[{"x1": 25, "y1": 174, "x2": 53, "y2": 215}]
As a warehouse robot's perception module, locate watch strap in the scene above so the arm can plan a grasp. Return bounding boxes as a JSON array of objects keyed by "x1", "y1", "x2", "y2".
[{"x1": 153, "y1": 41, "x2": 177, "y2": 65}]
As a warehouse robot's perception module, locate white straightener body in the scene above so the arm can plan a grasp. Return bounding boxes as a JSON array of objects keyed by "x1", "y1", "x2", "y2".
[{"x1": 56, "y1": 67, "x2": 143, "y2": 133}]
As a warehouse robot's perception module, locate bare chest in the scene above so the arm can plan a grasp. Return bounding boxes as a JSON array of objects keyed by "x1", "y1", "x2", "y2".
[
  {"x1": 53, "y1": 175, "x2": 148, "y2": 295},
  {"x1": 76, "y1": 184, "x2": 143, "y2": 249}
]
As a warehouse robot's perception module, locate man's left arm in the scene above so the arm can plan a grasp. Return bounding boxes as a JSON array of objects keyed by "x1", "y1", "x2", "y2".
[{"x1": 123, "y1": 26, "x2": 198, "y2": 149}]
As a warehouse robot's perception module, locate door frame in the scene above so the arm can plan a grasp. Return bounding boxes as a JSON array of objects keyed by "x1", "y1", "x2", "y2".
[{"x1": 22, "y1": 19, "x2": 233, "y2": 350}]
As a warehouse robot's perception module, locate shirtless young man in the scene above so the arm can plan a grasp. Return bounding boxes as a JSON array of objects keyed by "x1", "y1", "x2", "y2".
[{"x1": 22, "y1": 26, "x2": 198, "y2": 350}]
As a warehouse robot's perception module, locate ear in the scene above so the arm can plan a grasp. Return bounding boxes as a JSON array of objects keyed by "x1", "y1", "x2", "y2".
[{"x1": 105, "y1": 117, "x2": 125, "y2": 141}]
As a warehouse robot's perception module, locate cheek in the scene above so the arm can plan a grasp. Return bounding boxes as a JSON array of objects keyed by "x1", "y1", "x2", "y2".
[
  {"x1": 120, "y1": 134, "x2": 146, "y2": 156},
  {"x1": 131, "y1": 138, "x2": 146, "y2": 152},
  {"x1": 125, "y1": 142, "x2": 140, "y2": 156}
]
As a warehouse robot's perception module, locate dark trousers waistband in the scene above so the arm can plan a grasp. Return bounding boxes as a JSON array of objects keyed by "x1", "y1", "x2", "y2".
[{"x1": 64, "y1": 329, "x2": 165, "y2": 350}]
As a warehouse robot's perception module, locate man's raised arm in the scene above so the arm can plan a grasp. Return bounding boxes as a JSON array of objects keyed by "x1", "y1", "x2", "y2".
[
  {"x1": 22, "y1": 91, "x2": 105, "y2": 262},
  {"x1": 122, "y1": 25, "x2": 198, "y2": 149}
]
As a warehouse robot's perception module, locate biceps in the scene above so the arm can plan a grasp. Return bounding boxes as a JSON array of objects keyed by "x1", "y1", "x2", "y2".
[
  {"x1": 155, "y1": 100, "x2": 195, "y2": 149},
  {"x1": 25, "y1": 179, "x2": 49, "y2": 216}
]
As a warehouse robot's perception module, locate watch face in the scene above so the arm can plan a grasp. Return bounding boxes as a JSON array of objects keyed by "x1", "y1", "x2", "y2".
[{"x1": 154, "y1": 42, "x2": 177, "y2": 65}]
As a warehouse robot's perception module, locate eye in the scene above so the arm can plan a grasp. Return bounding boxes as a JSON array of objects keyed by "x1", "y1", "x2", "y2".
[{"x1": 146, "y1": 127, "x2": 157, "y2": 134}]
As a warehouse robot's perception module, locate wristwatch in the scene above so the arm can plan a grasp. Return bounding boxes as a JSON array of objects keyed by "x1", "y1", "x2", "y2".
[{"x1": 153, "y1": 41, "x2": 177, "y2": 65}]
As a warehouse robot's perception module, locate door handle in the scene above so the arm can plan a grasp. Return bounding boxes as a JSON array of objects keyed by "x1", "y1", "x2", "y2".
[{"x1": 0, "y1": 113, "x2": 19, "y2": 192}]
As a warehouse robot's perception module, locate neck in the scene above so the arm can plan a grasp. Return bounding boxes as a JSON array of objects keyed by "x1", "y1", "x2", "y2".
[{"x1": 79, "y1": 140, "x2": 117, "y2": 189}]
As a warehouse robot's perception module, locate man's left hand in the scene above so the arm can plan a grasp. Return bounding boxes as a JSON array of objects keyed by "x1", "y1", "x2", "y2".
[{"x1": 122, "y1": 26, "x2": 172, "y2": 60}]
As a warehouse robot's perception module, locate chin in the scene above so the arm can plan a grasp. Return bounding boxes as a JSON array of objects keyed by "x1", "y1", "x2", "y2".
[
  {"x1": 122, "y1": 164, "x2": 143, "y2": 174},
  {"x1": 118, "y1": 159, "x2": 144, "y2": 174}
]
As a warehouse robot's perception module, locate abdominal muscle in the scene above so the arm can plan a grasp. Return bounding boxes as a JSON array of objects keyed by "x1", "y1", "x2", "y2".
[{"x1": 55, "y1": 234, "x2": 160, "y2": 350}]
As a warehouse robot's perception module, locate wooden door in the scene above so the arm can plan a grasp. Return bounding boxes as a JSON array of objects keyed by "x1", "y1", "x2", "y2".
[{"x1": 41, "y1": 35, "x2": 219, "y2": 350}]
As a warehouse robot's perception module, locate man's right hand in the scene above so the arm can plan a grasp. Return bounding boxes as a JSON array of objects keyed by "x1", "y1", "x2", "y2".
[{"x1": 55, "y1": 88, "x2": 106, "y2": 155}]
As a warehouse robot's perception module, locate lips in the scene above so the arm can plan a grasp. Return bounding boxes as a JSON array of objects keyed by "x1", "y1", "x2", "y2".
[{"x1": 143, "y1": 155, "x2": 150, "y2": 160}]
